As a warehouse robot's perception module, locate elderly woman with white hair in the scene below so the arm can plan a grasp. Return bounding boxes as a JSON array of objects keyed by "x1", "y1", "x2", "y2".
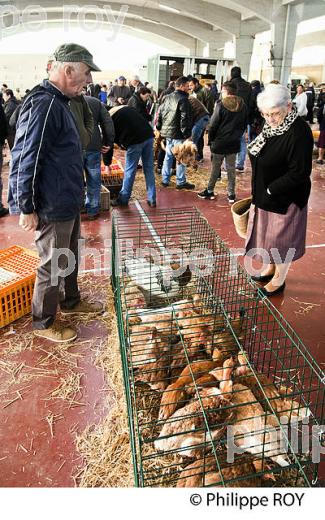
[{"x1": 245, "y1": 83, "x2": 314, "y2": 297}]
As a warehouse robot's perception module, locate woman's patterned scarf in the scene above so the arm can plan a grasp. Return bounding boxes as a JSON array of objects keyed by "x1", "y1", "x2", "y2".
[{"x1": 247, "y1": 106, "x2": 298, "y2": 156}]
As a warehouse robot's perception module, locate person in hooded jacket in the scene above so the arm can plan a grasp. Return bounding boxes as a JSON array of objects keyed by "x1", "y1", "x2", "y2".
[{"x1": 198, "y1": 81, "x2": 247, "y2": 203}]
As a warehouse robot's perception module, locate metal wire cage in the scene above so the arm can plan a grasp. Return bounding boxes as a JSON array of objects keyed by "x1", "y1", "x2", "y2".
[{"x1": 111, "y1": 206, "x2": 325, "y2": 488}]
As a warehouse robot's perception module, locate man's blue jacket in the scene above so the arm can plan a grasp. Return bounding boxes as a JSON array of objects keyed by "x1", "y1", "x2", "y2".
[{"x1": 8, "y1": 80, "x2": 84, "y2": 222}]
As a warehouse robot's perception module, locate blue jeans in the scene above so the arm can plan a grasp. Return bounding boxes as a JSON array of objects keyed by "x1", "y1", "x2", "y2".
[
  {"x1": 118, "y1": 137, "x2": 156, "y2": 204},
  {"x1": 84, "y1": 151, "x2": 102, "y2": 215},
  {"x1": 0, "y1": 145, "x2": 3, "y2": 210},
  {"x1": 162, "y1": 138, "x2": 186, "y2": 186},
  {"x1": 236, "y1": 131, "x2": 247, "y2": 168},
  {"x1": 192, "y1": 115, "x2": 209, "y2": 149}
]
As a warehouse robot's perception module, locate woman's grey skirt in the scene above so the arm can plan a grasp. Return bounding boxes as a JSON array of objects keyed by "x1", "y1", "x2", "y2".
[{"x1": 245, "y1": 203, "x2": 308, "y2": 264}]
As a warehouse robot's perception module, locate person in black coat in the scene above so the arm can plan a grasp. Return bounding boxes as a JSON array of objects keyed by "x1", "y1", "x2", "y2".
[
  {"x1": 305, "y1": 83, "x2": 315, "y2": 124},
  {"x1": 230, "y1": 66, "x2": 253, "y2": 171},
  {"x1": 316, "y1": 84, "x2": 325, "y2": 107},
  {"x1": 128, "y1": 87, "x2": 152, "y2": 122},
  {"x1": 109, "y1": 106, "x2": 156, "y2": 207},
  {"x1": 245, "y1": 84, "x2": 314, "y2": 297},
  {"x1": 3, "y1": 89, "x2": 20, "y2": 149}
]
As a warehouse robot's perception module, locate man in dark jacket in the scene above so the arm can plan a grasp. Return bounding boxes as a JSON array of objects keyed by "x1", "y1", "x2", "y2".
[
  {"x1": 230, "y1": 66, "x2": 253, "y2": 171},
  {"x1": 107, "y1": 76, "x2": 131, "y2": 107},
  {"x1": 84, "y1": 95, "x2": 115, "y2": 219},
  {"x1": 0, "y1": 103, "x2": 9, "y2": 217},
  {"x1": 198, "y1": 81, "x2": 247, "y2": 203},
  {"x1": 3, "y1": 89, "x2": 20, "y2": 148},
  {"x1": 109, "y1": 106, "x2": 156, "y2": 207},
  {"x1": 188, "y1": 78, "x2": 215, "y2": 115},
  {"x1": 8, "y1": 43, "x2": 103, "y2": 343},
  {"x1": 156, "y1": 76, "x2": 194, "y2": 190}
]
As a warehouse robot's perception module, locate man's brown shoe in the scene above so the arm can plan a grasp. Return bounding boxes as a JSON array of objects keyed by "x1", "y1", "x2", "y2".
[
  {"x1": 34, "y1": 324, "x2": 77, "y2": 343},
  {"x1": 60, "y1": 300, "x2": 104, "y2": 315}
]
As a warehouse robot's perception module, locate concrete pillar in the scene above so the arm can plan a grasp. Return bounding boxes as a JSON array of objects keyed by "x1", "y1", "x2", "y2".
[
  {"x1": 194, "y1": 39, "x2": 205, "y2": 56},
  {"x1": 235, "y1": 34, "x2": 255, "y2": 80},
  {"x1": 270, "y1": 1, "x2": 300, "y2": 86},
  {"x1": 208, "y1": 34, "x2": 230, "y2": 60},
  {"x1": 208, "y1": 43, "x2": 225, "y2": 60}
]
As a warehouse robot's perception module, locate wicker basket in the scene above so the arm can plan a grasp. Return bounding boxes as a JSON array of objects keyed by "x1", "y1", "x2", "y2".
[
  {"x1": 231, "y1": 196, "x2": 252, "y2": 239},
  {"x1": 0, "y1": 246, "x2": 39, "y2": 328}
]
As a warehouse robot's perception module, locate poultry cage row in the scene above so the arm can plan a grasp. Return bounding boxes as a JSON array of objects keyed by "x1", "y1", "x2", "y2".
[{"x1": 111, "y1": 205, "x2": 325, "y2": 488}]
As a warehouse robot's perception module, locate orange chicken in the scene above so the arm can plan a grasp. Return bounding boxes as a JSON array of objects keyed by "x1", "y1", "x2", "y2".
[
  {"x1": 130, "y1": 325, "x2": 171, "y2": 391},
  {"x1": 176, "y1": 456, "x2": 274, "y2": 487},
  {"x1": 154, "y1": 387, "x2": 233, "y2": 458},
  {"x1": 209, "y1": 362, "x2": 290, "y2": 467},
  {"x1": 234, "y1": 353, "x2": 311, "y2": 421},
  {"x1": 158, "y1": 360, "x2": 222, "y2": 421}
]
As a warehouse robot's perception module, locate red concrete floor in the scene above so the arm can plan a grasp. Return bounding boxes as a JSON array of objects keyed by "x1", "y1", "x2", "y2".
[
  {"x1": 0, "y1": 152, "x2": 113, "y2": 485},
  {"x1": 0, "y1": 145, "x2": 324, "y2": 486}
]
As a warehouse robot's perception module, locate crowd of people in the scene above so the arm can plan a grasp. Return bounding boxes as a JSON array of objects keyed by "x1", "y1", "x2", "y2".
[
  {"x1": 0, "y1": 42, "x2": 324, "y2": 341},
  {"x1": 1, "y1": 65, "x2": 324, "y2": 220}
]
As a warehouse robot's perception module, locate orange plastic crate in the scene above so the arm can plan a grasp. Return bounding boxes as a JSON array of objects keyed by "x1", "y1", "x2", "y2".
[
  {"x1": 0, "y1": 246, "x2": 39, "y2": 328},
  {"x1": 101, "y1": 157, "x2": 124, "y2": 194}
]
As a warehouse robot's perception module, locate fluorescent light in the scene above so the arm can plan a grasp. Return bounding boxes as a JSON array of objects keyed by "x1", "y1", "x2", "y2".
[{"x1": 158, "y1": 4, "x2": 180, "y2": 14}]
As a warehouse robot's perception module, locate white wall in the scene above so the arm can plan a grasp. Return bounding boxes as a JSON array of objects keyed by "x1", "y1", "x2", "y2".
[{"x1": 0, "y1": 54, "x2": 48, "y2": 91}]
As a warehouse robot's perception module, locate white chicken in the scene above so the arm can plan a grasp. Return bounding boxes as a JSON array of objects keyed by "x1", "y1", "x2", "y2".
[
  {"x1": 125, "y1": 258, "x2": 180, "y2": 302},
  {"x1": 125, "y1": 258, "x2": 191, "y2": 304}
]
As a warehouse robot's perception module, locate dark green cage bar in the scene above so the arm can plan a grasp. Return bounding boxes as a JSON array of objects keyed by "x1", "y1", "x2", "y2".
[{"x1": 111, "y1": 206, "x2": 325, "y2": 488}]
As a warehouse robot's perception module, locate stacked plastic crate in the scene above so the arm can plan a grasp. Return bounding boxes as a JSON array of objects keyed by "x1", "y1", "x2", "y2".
[{"x1": 0, "y1": 246, "x2": 39, "y2": 328}]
